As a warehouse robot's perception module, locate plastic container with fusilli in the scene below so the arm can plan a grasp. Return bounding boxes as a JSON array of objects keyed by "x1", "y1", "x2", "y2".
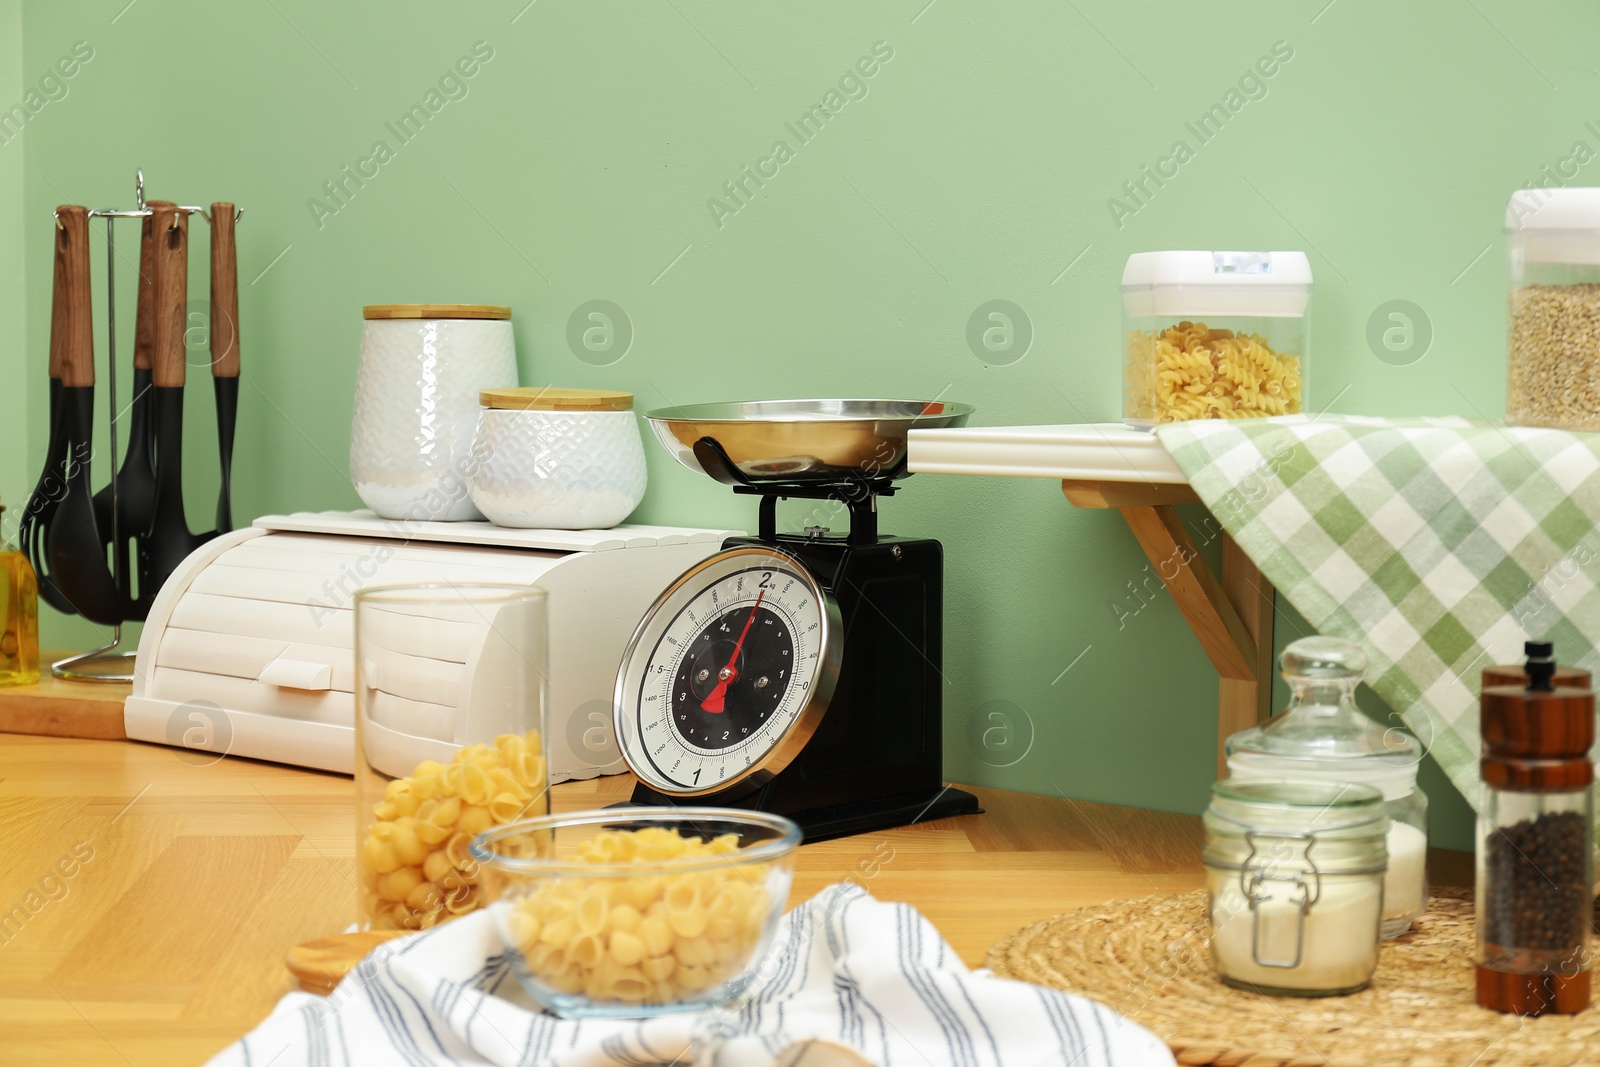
[{"x1": 1122, "y1": 251, "x2": 1312, "y2": 428}]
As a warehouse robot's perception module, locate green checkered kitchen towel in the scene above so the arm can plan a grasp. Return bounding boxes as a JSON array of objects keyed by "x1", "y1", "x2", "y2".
[{"x1": 1155, "y1": 414, "x2": 1600, "y2": 823}]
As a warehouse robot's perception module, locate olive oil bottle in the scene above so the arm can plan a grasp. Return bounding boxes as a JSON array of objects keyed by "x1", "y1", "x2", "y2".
[{"x1": 0, "y1": 502, "x2": 39, "y2": 687}]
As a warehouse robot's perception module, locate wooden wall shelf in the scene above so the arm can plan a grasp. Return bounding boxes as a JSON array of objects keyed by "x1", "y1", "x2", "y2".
[{"x1": 910, "y1": 422, "x2": 1275, "y2": 776}]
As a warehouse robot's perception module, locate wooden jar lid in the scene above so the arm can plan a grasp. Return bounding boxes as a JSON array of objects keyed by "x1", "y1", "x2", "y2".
[
  {"x1": 363, "y1": 304, "x2": 511, "y2": 320},
  {"x1": 480, "y1": 387, "x2": 634, "y2": 411}
]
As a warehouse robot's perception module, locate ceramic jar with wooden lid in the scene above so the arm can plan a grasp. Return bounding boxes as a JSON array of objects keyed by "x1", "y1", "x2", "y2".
[
  {"x1": 351, "y1": 304, "x2": 517, "y2": 522},
  {"x1": 467, "y1": 388, "x2": 647, "y2": 529}
]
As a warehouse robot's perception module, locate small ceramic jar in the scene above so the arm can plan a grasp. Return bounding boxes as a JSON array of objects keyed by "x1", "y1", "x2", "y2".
[
  {"x1": 350, "y1": 304, "x2": 517, "y2": 522},
  {"x1": 467, "y1": 388, "x2": 647, "y2": 529}
]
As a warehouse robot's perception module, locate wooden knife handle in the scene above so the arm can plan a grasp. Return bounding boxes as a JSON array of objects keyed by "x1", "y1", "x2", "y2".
[
  {"x1": 208, "y1": 202, "x2": 239, "y2": 379},
  {"x1": 133, "y1": 200, "x2": 174, "y2": 374},
  {"x1": 149, "y1": 204, "x2": 188, "y2": 389},
  {"x1": 52, "y1": 205, "x2": 93, "y2": 388}
]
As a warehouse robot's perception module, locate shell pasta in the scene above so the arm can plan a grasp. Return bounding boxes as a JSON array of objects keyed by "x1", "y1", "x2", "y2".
[
  {"x1": 1126, "y1": 321, "x2": 1302, "y2": 424},
  {"x1": 505, "y1": 827, "x2": 774, "y2": 1004},
  {"x1": 359, "y1": 730, "x2": 548, "y2": 931}
]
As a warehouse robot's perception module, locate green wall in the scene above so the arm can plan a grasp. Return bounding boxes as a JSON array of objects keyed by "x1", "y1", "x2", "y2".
[
  {"x1": 1, "y1": 0, "x2": 25, "y2": 536},
  {"x1": 12, "y1": 0, "x2": 1594, "y2": 848}
]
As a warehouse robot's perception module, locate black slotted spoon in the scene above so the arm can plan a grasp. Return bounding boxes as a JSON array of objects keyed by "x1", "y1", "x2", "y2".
[
  {"x1": 20, "y1": 208, "x2": 74, "y2": 613},
  {"x1": 89, "y1": 201, "x2": 168, "y2": 616}
]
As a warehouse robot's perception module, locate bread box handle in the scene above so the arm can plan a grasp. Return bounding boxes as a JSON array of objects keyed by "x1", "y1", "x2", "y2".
[{"x1": 259, "y1": 658, "x2": 333, "y2": 691}]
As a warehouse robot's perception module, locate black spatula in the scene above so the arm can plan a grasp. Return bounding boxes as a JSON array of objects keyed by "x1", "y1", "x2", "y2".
[
  {"x1": 206, "y1": 202, "x2": 238, "y2": 535},
  {"x1": 140, "y1": 203, "x2": 207, "y2": 598}
]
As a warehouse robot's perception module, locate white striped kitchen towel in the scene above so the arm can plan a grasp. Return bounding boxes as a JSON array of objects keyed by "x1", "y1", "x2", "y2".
[{"x1": 208, "y1": 883, "x2": 1174, "y2": 1067}]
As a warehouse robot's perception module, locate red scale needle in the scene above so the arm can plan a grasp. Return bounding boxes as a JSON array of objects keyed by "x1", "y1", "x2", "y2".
[{"x1": 700, "y1": 591, "x2": 764, "y2": 713}]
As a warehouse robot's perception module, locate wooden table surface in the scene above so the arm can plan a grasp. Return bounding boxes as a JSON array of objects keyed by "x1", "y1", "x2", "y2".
[{"x1": 0, "y1": 733, "x2": 1471, "y2": 1066}]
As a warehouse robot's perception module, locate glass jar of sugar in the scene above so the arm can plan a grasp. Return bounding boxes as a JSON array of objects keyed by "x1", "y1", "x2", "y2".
[
  {"x1": 1204, "y1": 779, "x2": 1388, "y2": 997},
  {"x1": 1225, "y1": 636, "x2": 1428, "y2": 937}
]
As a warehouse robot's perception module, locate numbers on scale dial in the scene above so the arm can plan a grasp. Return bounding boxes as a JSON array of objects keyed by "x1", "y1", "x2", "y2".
[
  {"x1": 671, "y1": 602, "x2": 793, "y2": 748},
  {"x1": 633, "y1": 560, "x2": 820, "y2": 793}
]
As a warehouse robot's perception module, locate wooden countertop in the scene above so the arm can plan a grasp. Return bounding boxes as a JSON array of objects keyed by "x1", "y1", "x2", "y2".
[{"x1": 0, "y1": 733, "x2": 1471, "y2": 1066}]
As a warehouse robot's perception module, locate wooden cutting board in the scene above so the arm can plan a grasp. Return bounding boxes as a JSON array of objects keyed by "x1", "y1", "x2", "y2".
[{"x1": 0, "y1": 652, "x2": 129, "y2": 739}]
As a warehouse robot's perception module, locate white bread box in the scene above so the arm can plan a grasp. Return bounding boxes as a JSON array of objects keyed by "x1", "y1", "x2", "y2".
[{"x1": 124, "y1": 510, "x2": 737, "y2": 780}]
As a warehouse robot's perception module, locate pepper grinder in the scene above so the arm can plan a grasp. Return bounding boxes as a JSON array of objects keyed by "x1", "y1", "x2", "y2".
[{"x1": 1476, "y1": 641, "x2": 1594, "y2": 1015}]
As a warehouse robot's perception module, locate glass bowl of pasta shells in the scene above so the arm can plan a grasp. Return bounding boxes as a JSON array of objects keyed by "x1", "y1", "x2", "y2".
[
  {"x1": 471, "y1": 807, "x2": 801, "y2": 1019},
  {"x1": 1122, "y1": 250, "x2": 1311, "y2": 427}
]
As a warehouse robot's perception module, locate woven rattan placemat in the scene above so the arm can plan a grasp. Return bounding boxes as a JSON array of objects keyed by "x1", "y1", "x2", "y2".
[{"x1": 986, "y1": 888, "x2": 1600, "y2": 1067}]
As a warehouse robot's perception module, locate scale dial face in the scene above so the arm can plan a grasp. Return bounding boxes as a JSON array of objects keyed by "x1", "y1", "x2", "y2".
[{"x1": 614, "y1": 546, "x2": 841, "y2": 797}]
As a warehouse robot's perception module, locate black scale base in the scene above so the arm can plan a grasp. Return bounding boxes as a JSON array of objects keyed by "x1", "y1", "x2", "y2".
[
  {"x1": 615, "y1": 451, "x2": 982, "y2": 842},
  {"x1": 626, "y1": 781, "x2": 982, "y2": 843}
]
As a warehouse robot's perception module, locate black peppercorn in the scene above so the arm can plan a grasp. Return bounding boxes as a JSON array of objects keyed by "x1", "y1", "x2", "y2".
[{"x1": 1480, "y1": 810, "x2": 1590, "y2": 956}]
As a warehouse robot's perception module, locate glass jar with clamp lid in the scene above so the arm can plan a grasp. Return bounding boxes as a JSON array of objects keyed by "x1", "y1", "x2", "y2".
[
  {"x1": 1225, "y1": 636, "x2": 1427, "y2": 936},
  {"x1": 1204, "y1": 778, "x2": 1388, "y2": 996}
]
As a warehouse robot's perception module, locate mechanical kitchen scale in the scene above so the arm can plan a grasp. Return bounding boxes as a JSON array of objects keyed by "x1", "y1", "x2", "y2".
[{"x1": 611, "y1": 399, "x2": 982, "y2": 841}]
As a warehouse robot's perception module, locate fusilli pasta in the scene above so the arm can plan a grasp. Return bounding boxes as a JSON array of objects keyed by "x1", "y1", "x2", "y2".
[{"x1": 1126, "y1": 321, "x2": 1301, "y2": 424}]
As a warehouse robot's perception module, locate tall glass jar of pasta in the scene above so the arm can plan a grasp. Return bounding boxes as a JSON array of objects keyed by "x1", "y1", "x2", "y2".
[
  {"x1": 1122, "y1": 250, "x2": 1312, "y2": 428},
  {"x1": 354, "y1": 583, "x2": 550, "y2": 931}
]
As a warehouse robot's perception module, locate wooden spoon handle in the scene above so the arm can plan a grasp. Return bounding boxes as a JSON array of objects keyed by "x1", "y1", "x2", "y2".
[
  {"x1": 286, "y1": 930, "x2": 406, "y2": 994},
  {"x1": 149, "y1": 204, "x2": 188, "y2": 389},
  {"x1": 52, "y1": 206, "x2": 93, "y2": 388},
  {"x1": 133, "y1": 200, "x2": 174, "y2": 374},
  {"x1": 208, "y1": 203, "x2": 239, "y2": 379},
  {"x1": 47, "y1": 218, "x2": 68, "y2": 383}
]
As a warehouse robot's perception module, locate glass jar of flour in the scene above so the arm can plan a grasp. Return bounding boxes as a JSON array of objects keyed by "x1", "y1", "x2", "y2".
[
  {"x1": 1225, "y1": 636, "x2": 1428, "y2": 938},
  {"x1": 1204, "y1": 779, "x2": 1388, "y2": 996}
]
